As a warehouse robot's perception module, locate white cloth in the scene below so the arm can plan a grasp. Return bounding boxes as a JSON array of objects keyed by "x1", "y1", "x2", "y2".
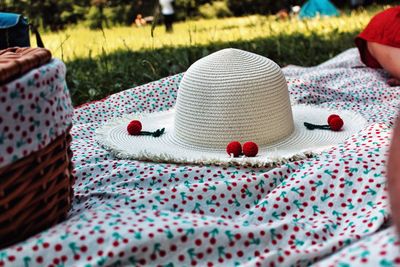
[
  {"x1": 0, "y1": 59, "x2": 73, "y2": 169},
  {"x1": 159, "y1": 0, "x2": 174, "y2": 15},
  {"x1": 2, "y1": 48, "x2": 400, "y2": 266}
]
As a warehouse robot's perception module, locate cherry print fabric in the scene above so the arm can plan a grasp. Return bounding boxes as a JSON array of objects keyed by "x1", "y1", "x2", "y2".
[
  {"x1": 0, "y1": 48, "x2": 399, "y2": 266},
  {"x1": 0, "y1": 59, "x2": 73, "y2": 169}
]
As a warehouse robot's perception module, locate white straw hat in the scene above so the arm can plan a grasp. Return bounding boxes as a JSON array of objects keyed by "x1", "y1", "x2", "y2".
[{"x1": 95, "y1": 48, "x2": 367, "y2": 167}]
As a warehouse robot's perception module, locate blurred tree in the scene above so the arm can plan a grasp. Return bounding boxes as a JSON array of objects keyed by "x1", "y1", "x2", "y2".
[
  {"x1": 0, "y1": 0, "x2": 87, "y2": 30},
  {"x1": 227, "y1": 0, "x2": 283, "y2": 16},
  {"x1": 88, "y1": 0, "x2": 108, "y2": 29}
]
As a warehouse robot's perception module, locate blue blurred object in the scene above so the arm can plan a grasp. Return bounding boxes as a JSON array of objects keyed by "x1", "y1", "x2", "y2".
[
  {"x1": 299, "y1": 0, "x2": 339, "y2": 19},
  {"x1": 0, "y1": 12, "x2": 30, "y2": 49},
  {"x1": 0, "y1": 12, "x2": 23, "y2": 29}
]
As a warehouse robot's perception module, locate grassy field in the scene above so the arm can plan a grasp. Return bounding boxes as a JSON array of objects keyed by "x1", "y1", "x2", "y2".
[{"x1": 39, "y1": 4, "x2": 395, "y2": 106}]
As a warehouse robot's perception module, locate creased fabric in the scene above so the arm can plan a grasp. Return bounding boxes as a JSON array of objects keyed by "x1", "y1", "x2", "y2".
[{"x1": 0, "y1": 48, "x2": 399, "y2": 267}]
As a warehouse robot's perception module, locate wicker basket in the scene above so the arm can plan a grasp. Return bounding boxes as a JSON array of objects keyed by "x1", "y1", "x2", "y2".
[
  {"x1": 0, "y1": 128, "x2": 74, "y2": 249},
  {"x1": 0, "y1": 47, "x2": 52, "y2": 84},
  {"x1": 0, "y1": 47, "x2": 74, "y2": 249}
]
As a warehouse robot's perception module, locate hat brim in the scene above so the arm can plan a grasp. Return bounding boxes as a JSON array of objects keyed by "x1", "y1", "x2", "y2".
[{"x1": 95, "y1": 105, "x2": 367, "y2": 167}]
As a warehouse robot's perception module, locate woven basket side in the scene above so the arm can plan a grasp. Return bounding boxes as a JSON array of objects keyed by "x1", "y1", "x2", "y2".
[{"x1": 0, "y1": 128, "x2": 74, "y2": 249}]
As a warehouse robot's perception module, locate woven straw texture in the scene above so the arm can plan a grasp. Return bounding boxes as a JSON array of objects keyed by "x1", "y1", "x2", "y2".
[
  {"x1": 0, "y1": 128, "x2": 74, "y2": 249},
  {"x1": 175, "y1": 48, "x2": 294, "y2": 149}
]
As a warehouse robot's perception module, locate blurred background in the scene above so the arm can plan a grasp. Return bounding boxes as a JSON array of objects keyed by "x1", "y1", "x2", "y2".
[
  {"x1": 1, "y1": 0, "x2": 399, "y2": 105},
  {"x1": 1, "y1": 0, "x2": 396, "y2": 30}
]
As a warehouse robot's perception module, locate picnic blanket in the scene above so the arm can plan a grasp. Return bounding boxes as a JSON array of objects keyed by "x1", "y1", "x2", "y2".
[{"x1": 1, "y1": 48, "x2": 400, "y2": 267}]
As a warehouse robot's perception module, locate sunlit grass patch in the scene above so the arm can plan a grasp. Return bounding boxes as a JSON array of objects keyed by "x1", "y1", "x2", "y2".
[
  {"x1": 42, "y1": 7, "x2": 382, "y2": 61},
  {"x1": 39, "y1": 5, "x2": 392, "y2": 106}
]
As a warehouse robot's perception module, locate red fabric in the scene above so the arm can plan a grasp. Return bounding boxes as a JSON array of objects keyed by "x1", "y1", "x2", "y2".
[{"x1": 355, "y1": 6, "x2": 400, "y2": 68}]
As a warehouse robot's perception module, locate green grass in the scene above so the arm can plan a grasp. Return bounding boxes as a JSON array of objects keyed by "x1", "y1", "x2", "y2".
[{"x1": 39, "y1": 4, "x2": 395, "y2": 106}]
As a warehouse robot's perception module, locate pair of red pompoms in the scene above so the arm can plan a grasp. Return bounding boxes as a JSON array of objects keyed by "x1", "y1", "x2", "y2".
[{"x1": 226, "y1": 141, "x2": 259, "y2": 157}]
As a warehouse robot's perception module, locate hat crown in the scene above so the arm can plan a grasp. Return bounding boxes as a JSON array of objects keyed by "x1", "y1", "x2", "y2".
[{"x1": 174, "y1": 48, "x2": 294, "y2": 149}]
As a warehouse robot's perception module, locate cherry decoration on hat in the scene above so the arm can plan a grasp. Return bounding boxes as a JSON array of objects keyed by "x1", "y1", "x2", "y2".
[
  {"x1": 95, "y1": 49, "x2": 368, "y2": 168},
  {"x1": 127, "y1": 120, "x2": 142, "y2": 135},
  {"x1": 304, "y1": 114, "x2": 344, "y2": 132},
  {"x1": 327, "y1": 114, "x2": 340, "y2": 125},
  {"x1": 226, "y1": 141, "x2": 242, "y2": 157},
  {"x1": 328, "y1": 116, "x2": 344, "y2": 131},
  {"x1": 243, "y1": 142, "x2": 259, "y2": 157},
  {"x1": 127, "y1": 120, "x2": 165, "y2": 137},
  {"x1": 226, "y1": 141, "x2": 259, "y2": 157}
]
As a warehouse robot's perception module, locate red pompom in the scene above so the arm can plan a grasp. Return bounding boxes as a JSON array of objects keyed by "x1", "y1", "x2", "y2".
[
  {"x1": 226, "y1": 141, "x2": 242, "y2": 157},
  {"x1": 127, "y1": 120, "x2": 142, "y2": 135},
  {"x1": 327, "y1": 114, "x2": 340, "y2": 125},
  {"x1": 243, "y1": 141, "x2": 258, "y2": 157},
  {"x1": 329, "y1": 117, "x2": 344, "y2": 131}
]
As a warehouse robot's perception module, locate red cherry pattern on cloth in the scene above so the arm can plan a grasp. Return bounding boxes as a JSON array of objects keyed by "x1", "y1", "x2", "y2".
[
  {"x1": 0, "y1": 59, "x2": 73, "y2": 169},
  {"x1": 314, "y1": 226, "x2": 400, "y2": 266},
  {"x1": 1, "y1": 48, "x2": 400, "y2": 266},
  {"x1": 1, "y1": 124, "x2": 393, "y2": 267}
]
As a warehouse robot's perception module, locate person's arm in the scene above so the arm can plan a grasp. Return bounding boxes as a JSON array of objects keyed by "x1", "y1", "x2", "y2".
[
  {"x1": 388, "y1": 115, "x2": 400, "y2": 235},
  {"x1": 368, "y1": 42, "x2": 400, "y2": 79}
]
